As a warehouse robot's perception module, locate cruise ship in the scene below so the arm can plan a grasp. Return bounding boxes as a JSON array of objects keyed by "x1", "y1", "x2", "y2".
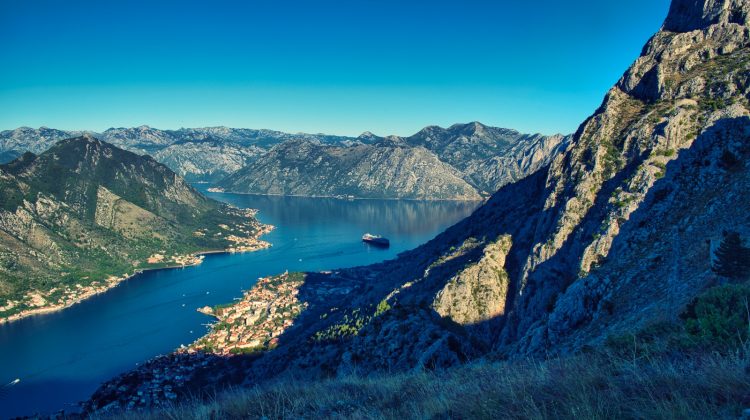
[{"x1": 362, "y1": 233, "x2": 390, "y2": 248}]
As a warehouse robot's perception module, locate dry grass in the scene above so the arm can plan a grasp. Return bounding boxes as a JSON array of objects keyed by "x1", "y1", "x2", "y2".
[{"x1": 100, "y1": 348, "x2": 750, "y2": 420}]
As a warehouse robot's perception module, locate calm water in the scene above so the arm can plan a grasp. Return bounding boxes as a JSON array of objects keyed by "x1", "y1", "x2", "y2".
[{"x1": 0, "y1": 192, "x2": 480, "y2": 418}]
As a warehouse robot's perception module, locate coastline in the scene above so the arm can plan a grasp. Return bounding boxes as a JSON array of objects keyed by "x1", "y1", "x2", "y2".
[
  {"x1": 208, "y1": 189, "x2": 488, "y2": 203},
  {"x1": 0, "y1": 224, "x2": 275, "y2": 325}
]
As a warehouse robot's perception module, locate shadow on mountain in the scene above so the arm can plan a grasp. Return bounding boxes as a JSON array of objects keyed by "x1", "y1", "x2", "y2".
[{"x1": 86, "y1": 116, "x2": 750, "y2": 413}]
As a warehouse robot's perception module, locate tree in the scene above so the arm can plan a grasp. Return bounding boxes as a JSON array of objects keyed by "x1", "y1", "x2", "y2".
[{"x1": 712, "y1": 231, "x2": 750, "y2": 281}]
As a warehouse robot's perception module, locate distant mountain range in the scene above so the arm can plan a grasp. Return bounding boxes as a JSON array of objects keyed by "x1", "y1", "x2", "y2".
[
  {"x1": 0, "y1": 123, "x2": 570, "y2": 199},
  {"x1": 0, "y1": 126, "x2": 359, "y2": 183},
  {"x1": 0, "y1": 135, "x2": 267, "y2": 322}
]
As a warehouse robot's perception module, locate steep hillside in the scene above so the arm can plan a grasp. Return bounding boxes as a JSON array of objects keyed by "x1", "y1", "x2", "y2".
[
  {"x1": 218, "y1": 139, "x2": 483, "y2": 200},
  {"x1": 86, "y1": 0, "x2": 750, "y2": 412},
  {"x1": 152, "y1": 139, "x2": 266, "y2": 182},
  {"x1": 404, "y1": 122, "x2": 571, "y2": 192},
  {"x1": 0, "y1": 135, "x2": 269, "y2": 322}
]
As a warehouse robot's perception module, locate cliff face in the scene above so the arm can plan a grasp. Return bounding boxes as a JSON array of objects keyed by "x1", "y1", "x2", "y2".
[
  {"x1": 664, "y1": 0, "x2": 750, "y2": 32},
  {"x1": 0, "y1": 136, "x2": 265, "y2": 321}
]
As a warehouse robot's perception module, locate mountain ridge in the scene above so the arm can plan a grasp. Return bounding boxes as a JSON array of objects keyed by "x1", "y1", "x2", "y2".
[{"x1": 0, "y1": 123, "x2": 570, "y2": 198}]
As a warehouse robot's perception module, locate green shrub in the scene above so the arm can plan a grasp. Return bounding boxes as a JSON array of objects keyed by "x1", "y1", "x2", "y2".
[{"x1": 682, "y1": 284, "x2": 750, "y2": 349}]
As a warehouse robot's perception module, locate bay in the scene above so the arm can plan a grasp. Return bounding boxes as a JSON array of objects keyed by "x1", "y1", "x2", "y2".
[{"x1": 0, "y1": 192, "x2": 480, "y2": 418}]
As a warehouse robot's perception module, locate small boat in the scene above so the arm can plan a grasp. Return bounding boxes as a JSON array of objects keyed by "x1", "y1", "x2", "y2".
[{"x1": 362, "y1": 233, "x2": 390, "y2": 248}]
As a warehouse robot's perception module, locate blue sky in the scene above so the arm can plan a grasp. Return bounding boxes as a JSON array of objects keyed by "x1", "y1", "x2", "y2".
[{"x1": 0, "y1": 0, "x2": 671, "y2": 136}]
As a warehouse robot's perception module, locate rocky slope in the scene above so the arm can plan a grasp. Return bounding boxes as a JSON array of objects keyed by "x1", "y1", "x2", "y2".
[
  {"x1": 218, "y1": 139, "x2": 483, "y2": 200},
  {"x1": 86, "y1": 0, "x2": 750, "y2": 412},
  {"x1": 403, "y1": 122, "x2": 571, "y2": 193},
  {"x1": 0, "y1": 135, "x2": 268, "y2": 322},
  {"x1": 220, "y1": 125, "x2": 569, "y2": 199},
  {"x1": 152, "y1": 139, "x2": 266, "y2": 182}
]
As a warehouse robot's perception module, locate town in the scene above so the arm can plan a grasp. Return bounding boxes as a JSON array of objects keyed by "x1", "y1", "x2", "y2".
[{"x1": 189, "y1": 271, "x2": 308, "y2": 355}]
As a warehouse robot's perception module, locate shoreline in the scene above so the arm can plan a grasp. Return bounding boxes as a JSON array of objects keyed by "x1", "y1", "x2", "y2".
[
  {"x1": 207, "y1": 189, "x2": 488, "y2": 203},
  {"x1": 0, "y1": 225, "x2": 274, "y2": 326}
]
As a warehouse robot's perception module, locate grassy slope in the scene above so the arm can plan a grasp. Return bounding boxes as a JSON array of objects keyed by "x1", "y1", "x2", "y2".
[{"x1": 105, "y1": 349, "x2": 749, "y2": 419}]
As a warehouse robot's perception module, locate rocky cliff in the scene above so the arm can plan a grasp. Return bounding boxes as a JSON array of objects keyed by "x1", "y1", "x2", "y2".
[
  {"x1": 403, "y1": 123, "x2": 571, "y2": 193},
  {"x1": 0, "y1": 136, "x2": 267, "y2": 322}
]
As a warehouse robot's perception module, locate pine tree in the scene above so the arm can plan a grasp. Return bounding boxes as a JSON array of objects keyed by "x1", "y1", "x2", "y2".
[{"x1": 712, "y1": 231, "x2": 750, "y2": 280}]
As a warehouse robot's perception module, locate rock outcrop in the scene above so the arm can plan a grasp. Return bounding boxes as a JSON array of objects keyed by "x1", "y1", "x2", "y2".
[{"x1": 664, "y1": 0, "x2": 750, "y2": 32}]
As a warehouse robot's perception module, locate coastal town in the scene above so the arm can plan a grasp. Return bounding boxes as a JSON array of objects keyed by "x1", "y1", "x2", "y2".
[
  {"x1": 189, "y1": 271, "x2": 308, "y2": 355},
  {"x1": 0, "y1": 213, "x2": 274, "y2": 324}
]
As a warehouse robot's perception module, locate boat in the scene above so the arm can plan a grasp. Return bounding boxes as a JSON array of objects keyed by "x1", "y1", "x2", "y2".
[{"x1": 362, "y1": 233, "x2": 390, "y2": 247}]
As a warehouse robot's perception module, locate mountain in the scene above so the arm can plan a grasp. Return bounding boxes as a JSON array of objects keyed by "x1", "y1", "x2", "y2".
[
  {"x1": 218, "y1": 139, "x2": 483, "y2": 200},
  {"x1": 0, "y1": 126, "x2": 362, "y2": 182},
  {"x1": 152, "y1": 139, "x2": 267, "y2": 183},
  {"x1": 219, "y1": 125, "x2": 569, "y2": 199},
  {"x1": 0, "y1": 126, "x2": 86, "y2": 157},
  {"x1": 403, "y1": 122, "x2": 571, "y2": 192},
  {"x1": 86, "y1": 0, "x2": 750, "y2": 412},
  {"x1": 0, "y1": 124, "x2": 567, "y2": 198},
  {"x1": 0, "y1": 135, "x2": 268, "y2": 322}
]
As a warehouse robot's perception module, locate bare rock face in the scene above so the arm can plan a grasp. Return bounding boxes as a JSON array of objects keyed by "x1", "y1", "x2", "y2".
[
  {"x1": 664, "y1": 0, "x2": 750, "y2": 32},
  {"x1": 433, "y1": 236, "x2": 512, "y2": 325}
]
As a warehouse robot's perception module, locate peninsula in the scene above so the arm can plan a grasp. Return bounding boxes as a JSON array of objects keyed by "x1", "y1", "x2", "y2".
[{"x1": 0, "y1": 136, "x2": 272, "y2": 323}]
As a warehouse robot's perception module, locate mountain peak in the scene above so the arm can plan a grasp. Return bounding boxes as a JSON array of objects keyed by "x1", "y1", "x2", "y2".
[
  {"x1": 58, "y1": 134, "x2": 101, "y2": 148},
  {"x1": 663, "y1": 0, "x2": 749, "y2": 32}
]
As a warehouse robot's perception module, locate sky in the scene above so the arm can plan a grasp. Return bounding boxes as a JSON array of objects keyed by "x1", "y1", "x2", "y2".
[{"x1": 0, "y1": 0, "x2": 672, "y2": 136}]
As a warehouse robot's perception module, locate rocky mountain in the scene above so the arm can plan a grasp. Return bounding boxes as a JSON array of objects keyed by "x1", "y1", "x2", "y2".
[
  {"x1": 0, "y1": 126, "x2": 86, "y2": 156},
  {"x1": 152, "y1": 139, "x2": 266, "y2": 182},
  {"x1": 0, "y1": 124, "x2": 567, "y2": 198},
  {"x1": 87, "y1": 0, "x2": 750, "y2": 411},
  {"x1": 220, "y1": 125, "x2": 569, "y2": 199},
  {"x1": 218, "y1": 139, "x2": 483, "y2": 200},
  {"x1": 0, "y1": 135, "x2": 267, "y2": 322},
  {"x1": 403, "y1": 123, "x2": 571, "y2": 192},
  {"x1": 0, "y1": 126, "x2": 361, "y2": 183}
]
